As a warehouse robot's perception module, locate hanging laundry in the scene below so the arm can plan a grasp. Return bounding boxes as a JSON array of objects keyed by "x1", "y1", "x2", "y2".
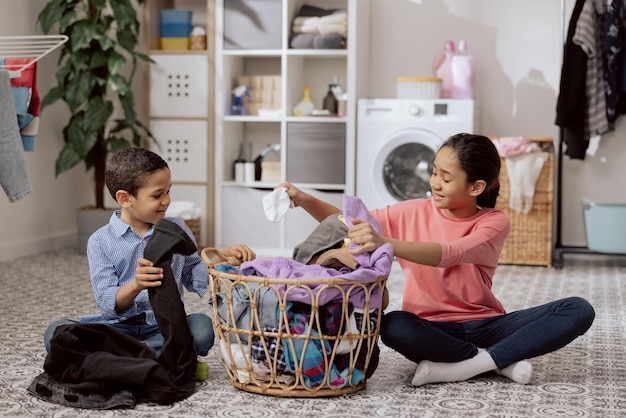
[
  {"x1": 573, "y1": 0, "x2": 612, "y2": 139},
  {"x1": 494, "y1": 137, "x2": 548, "y2": 214},
  {"x1": 603, "y1": 0, "x2": 626, "y2": 123},
  {"x1": 0, "y1": 69, "x2": 32, "y2": 202},
  {"x1": 3, "y1": 58, "x2": 40, "y2": 152}
]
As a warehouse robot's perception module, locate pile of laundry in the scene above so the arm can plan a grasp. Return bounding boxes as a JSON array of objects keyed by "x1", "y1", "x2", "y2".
[
  {"x1": 290, "y1": 4, "x2": 347, "y2": 49},
  {"x1": 209, "y1": 194, "x2": 392, "y2": 389}
]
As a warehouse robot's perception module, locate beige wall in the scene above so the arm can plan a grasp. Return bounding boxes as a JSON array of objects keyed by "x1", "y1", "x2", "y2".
[
  {"x1": 0, "y1": 0, "x2": 93, "y2": 261},
  {"x1": 368, "y1": 0, "x2": 626, "y2": 247},
  {"x1": 1, "y1": 0, "x2": 621, "y2": 260}
]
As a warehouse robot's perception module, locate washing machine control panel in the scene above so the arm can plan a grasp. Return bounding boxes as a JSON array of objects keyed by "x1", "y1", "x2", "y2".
[{"x1": 408, "y1": 104, "x2": 421, "y2": 116}]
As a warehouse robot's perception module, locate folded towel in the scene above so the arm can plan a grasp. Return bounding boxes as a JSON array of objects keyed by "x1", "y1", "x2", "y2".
[
  {"x1": 293, "y1": 16, "x2": 320, "y2": 26},
  {"x1": 318, "y1": 22, "x2": 347, "y2": 37}
]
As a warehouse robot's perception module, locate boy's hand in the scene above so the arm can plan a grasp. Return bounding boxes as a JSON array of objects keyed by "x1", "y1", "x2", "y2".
[
  {"x1": 223, "y1": 244, "x2": 256, "y2": 262},
  {"x1": 277, "y1": 182, "x2": 305, "y2": 207},
  {"x1": 134, "y1": 258, "x2": 164, "y2": 290}
]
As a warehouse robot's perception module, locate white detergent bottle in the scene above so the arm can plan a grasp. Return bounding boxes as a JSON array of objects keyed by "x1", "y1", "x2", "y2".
[
  {"x1": 451, "y1": 40, "x2": 474, "y2": 99},
  {"x1": 433, "y1": 40, "x2": 455, "y2": 99}
]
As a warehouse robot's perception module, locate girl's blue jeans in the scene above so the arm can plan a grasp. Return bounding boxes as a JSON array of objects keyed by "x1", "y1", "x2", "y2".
[
  {"x1": 380, "y1": 296, "x2": 595, "y2": 370},
  {"x1": 44, "y1": 313, "x2": 214, "y2": 358}
]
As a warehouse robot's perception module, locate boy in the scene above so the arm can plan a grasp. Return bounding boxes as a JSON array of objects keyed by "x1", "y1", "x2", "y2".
[{"x1": 44, "y1": 147, "x2": 255, "y2": 376}]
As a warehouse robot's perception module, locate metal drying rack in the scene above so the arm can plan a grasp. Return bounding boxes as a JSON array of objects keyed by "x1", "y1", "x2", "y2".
[{"x1": 0, "y1": 35, "x2": 68, "y2": 78}]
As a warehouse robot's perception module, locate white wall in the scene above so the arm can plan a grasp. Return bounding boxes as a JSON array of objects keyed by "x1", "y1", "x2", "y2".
[
  {"x1": 0, "y1": 1, "x2": 93, "y2": 261},
  {"x1": 1, "y1": 0, "x2": 622, "y2": 260},
  {"x1": 367, "y1": 0, "x2": 626, "y2": 247}
]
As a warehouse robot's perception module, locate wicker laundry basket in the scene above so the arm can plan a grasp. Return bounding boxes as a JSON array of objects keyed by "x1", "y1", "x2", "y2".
[
  {"x1": 200, "y1": 248, "x2": 387, "y2": 397},
  {"x1": 492, "y1": 137, "x2": 554, "y2": 267},
  {"x1": 183, "y1": 218, "x2": 201, "y2": 246}
]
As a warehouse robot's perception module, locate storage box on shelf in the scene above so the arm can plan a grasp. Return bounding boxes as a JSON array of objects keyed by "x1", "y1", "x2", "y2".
[
  {"x1": 160, "y1": 9, "x2": 193, "y2": 50},
  {"x1": 143, "y1": 0, "x2": 214, "y2": 247},
  {"x1": 214, "y1": 0, "x2": 370, "y2": 254}
]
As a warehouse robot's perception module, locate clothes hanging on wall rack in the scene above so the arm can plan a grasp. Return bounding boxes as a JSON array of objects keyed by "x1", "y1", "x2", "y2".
[
  {"x1": 555, "y1": 0, "x2": 625, "y2": 160},
  {"x1": 1, "y1": 58, "x2": 40, "y2": 152},
  {"x1": 553, "y1": 0, "x2": 626, "y2": 268},
  {"x1": 0, "y1": 35, "x2": 67, "y2": 78},
  {"x1": 0, "y1": 69, "x2": 32, "y2": 202},
  {"x1": 0, "y1": 35, "x2": 67, "y2": 203}
]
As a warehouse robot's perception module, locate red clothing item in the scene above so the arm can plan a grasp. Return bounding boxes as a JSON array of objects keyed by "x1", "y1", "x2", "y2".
[{"x1": 371, "y1": 198, "x2": 510, "y2": 322}]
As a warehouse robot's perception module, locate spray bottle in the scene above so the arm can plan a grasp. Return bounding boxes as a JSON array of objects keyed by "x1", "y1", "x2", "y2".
[{"x1": 231, "y1": 84, "x2": 250, "y2": 115}]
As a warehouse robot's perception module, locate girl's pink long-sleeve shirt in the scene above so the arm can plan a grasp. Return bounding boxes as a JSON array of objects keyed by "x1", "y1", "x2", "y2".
[{"x1": 372, "y1": 198, "x2": 510, "y2": 322}]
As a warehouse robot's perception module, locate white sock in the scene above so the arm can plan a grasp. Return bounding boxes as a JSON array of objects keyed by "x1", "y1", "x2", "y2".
[
  {"x1": 495, "y1": 360, "x2": 533, "y2": 384},
  {"x1": 411, "y1": 350, "x2": 497, "y2": 386}
]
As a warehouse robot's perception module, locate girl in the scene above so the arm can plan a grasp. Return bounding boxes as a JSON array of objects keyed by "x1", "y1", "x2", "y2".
[{"x1": 278, "y1": 133, "x2": 594, "y2": 386}]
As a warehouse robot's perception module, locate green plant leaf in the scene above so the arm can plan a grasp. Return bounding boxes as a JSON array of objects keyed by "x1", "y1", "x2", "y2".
[
  {"x1": 108, "y1": 135, "x2": 133, "y2": 152},
  {"x1": 107, "y1": 50, "x2": 127, "y2": 75},
  {"x1": 83, "y1": 97, "x2": 114, "y2": 133},
  {"x1": 41, "y1": 86, "x2": 65, "y2": 111},
  {"x1": 65, "y1": 71, "x2": 97, "y2": 112},
  {"x1": 63, "y1": 113, "x2": 98, "y2": 161},
  {"x1": 37, "y1": 0, "x2": 66, "y2": 34},
  {"x1": 110, "y1": 74, "x2": 131, "y2": 95},
  {"x1": 55, "y1": 144, "x2": 83, "y2": 176},
  {"x1": 89, "y1": 50, "x2": 109, "y2": 69},
  {"x1": 111, "y1": 0, "x2": 137, "y2": 30},
  {"x1": 69, "y1": 20, "x2": 103, "y2": 52}
]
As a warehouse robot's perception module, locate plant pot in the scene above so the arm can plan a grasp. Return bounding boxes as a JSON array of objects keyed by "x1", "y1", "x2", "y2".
[{"x1": 76, "y1": 207, "x2": 114, "y2": 255}]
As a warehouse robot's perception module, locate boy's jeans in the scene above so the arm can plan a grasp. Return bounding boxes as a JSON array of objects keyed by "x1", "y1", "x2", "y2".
[{"x1": 44, "y1": 313, "x2": 214, "y2": 358}]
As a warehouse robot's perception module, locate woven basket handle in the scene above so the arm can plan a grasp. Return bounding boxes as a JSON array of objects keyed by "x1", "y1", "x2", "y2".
[{"x1": 200, "y1": 247, "x2": 242, "y2": 268}]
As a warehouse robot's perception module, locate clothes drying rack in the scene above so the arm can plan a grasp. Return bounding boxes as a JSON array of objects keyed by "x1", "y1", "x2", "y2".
[
  {"x1": 0, "y1": 35, "x2": 68, "y2": 78},
  {"x1": 552, "y1": 0, "x2": 626, "y2": 269}
]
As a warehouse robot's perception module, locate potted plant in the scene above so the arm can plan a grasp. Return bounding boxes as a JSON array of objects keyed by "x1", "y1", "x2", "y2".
[{"x1": 38, "y1": 0, "x2": 153, "y2": 253}]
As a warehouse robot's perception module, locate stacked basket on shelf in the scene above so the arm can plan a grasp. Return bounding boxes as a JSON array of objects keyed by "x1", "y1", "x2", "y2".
[{"x1": 160, "y1": 9, "x2": 192, "y2": 50}]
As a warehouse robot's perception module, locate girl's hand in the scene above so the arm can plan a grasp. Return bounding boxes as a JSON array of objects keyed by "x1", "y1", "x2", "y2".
[
  {"x1": 348, "y1": 218, "x2": 386, "y2": 255},
  {"x1": 224, "y1": 244, "x2": 256, "y2": 262},
  {"x1": 134, "y1": 258, "x2": 163, "y2": 290},
  {"x1": 277, "y1": 182, "x2": 306, "y2": 207}
]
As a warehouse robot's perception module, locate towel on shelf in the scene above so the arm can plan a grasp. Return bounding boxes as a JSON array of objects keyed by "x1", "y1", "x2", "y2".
[
  {"x1": 290, "y1": 5, "x2": 347, "y2": 49},
  {"x1": 505, "y1": 151, "x2": 549, "y2": 214}
]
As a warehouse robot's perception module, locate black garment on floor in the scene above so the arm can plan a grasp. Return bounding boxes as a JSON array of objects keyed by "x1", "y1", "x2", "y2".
[{"x1": 28, "y1": 219, "x2": 199, "y2": 408}]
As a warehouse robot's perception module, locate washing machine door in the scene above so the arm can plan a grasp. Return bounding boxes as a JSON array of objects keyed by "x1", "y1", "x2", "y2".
[{"x1": 374, "y1": 128, "x2": 443, "y2": 204}]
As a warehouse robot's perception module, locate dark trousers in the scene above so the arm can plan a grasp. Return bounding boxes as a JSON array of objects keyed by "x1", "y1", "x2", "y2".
[{"x1": 380, "y1": 296, "x2": 595, "y2": 370}]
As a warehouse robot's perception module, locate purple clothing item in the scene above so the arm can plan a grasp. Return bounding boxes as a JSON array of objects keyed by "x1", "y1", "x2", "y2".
[{"x1": 240, "y1": 195, "x2": 393, "y2": 308}]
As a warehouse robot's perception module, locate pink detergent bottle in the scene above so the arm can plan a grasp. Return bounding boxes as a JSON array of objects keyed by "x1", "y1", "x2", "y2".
[
  {"x1": 433, "y1": 40, "x2": 455, "y2": 99},
  {"x1": 451, "y1": 40, "x2": 474, "y2": 99}
]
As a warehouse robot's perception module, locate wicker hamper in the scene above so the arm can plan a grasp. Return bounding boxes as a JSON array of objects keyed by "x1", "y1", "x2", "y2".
[
  {"x1": 183, "y1": 218, "x2": 201, "y2": 246},
  {"x1": 201, "y1": 248, "x2": 387, "y2": 397},
  {"x1": 493, "y1": 137, "x2": 554, "y2": 266}
]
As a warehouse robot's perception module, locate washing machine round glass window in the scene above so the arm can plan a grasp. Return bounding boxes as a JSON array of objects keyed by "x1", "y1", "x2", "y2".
[{"x1": 383, "y1": 143, "x2": 435, "y2": 201}]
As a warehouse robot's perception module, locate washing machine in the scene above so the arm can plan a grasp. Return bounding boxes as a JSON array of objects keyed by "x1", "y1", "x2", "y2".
[{"x1": 356, "y1": 99, "x2": 476, "y2": 209}]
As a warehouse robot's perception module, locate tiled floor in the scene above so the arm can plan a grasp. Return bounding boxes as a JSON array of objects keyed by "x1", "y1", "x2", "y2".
[{"x1": 1, "y1": 248, "x2": 624, "y2": 417}]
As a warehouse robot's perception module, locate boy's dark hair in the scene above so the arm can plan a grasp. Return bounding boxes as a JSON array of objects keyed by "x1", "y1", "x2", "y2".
[
  {"x1": 105, "y1": 147, "x2": 169, "y2": 200},
  {"x1": 440, "y1": 133, "x2": 501, "y2": 208}
]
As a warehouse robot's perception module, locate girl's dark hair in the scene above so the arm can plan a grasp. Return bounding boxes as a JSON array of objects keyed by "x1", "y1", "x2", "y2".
[
  {"x1": 105, "y1": 147, "x2": 169, "y2": 200},
  {"x1": 440, "y1": 133, "x2": 501, "y2": 208}
]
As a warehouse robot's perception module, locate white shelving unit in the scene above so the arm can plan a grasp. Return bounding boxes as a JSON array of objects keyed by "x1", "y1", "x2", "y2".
[
  {"x1": 143, "y1": 0, "x2": 214, "y2": 247},
  {"x1": 214, "y1": 0, "x2": 370, "y2": 255}
]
